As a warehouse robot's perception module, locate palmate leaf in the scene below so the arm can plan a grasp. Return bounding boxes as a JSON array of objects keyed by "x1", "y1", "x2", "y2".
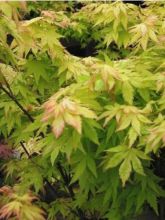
[
  {"x1": 146, "y1": 120, "x2": 165, "y2": 153},
  {"x1": 71, "y1": 152, "x2": 97, "y2": 183},
  {"x1": 0, "y1": 1, "x2": 164, "y2": 219},
  {"x1": 135, "y1": 170, "x2": 165, "y2": 215},
  {"x1": 100, "y1": 104, "x2": 150, "y2": 141},
  {"x1": 21, "y1": 167, "x2": 43, "y2": 193},
  {"x1": 56, "y1": 55, "x2": 89, "y2": 82},
  {"x1": 105, "y1": 146, "x2": 150, "y2": 186},
  {"x1": 0, "y1": 186, "x2": 45, "y2": 220},
  {"x1": 42, "y1": 96, "x2": 97, "y2": 138},
  {"x1": 25, "y1": 58, "x2": 50, "y2": 84},
  {"x1": 0, "y1": 63, "x2": 18, "y2": 85},
  {"x1": 22, "y1": 18, "x2": 63, "y2": 54},
  {"x1": 129, "y1": 17, "x2": 158, "y2": 50}
]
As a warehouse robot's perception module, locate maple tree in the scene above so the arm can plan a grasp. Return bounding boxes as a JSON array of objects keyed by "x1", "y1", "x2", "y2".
[{"x1": 0, "y1": 1, "x2": 165, "y2": 220}]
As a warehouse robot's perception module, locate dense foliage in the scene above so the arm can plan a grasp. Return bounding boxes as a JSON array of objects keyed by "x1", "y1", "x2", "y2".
[{"x1": 0, "y1": 1, "x2": 165, "y2": 219}]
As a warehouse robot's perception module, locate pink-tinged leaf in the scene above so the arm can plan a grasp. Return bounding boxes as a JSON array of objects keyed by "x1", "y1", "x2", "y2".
[
  {"x1": 61, "y1": 98, "x2": 78, "y2": 113},
  {"x1": 52, "y1": 116, "x2": 65, "y2": 138},
  {"x1": 0, "y1": 188, "x2": 45, "y2": 220},
  {"x1": 44, "y1": 105, "x2": 55, "y2": 114},
  {"x1": 0, "y1": 186, "x2": 13, "y2": 195},
  {"x1": 54, "y1": 105, "x2": 64, "y2": 118},
  {"x1": 43, "y1": 99, "x2": 55, "y2": 111},
  {"x1": 42, "y1": 99, "x2": 56, "y2": 122},
  {"x1": 41, "y1": 113, "x2": 53, "y2": 122},
  {"x1": 64, "y1": 112, "x2": 82, "y2": 134}
]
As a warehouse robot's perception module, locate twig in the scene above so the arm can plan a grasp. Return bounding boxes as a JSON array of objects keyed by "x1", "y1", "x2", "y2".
[
  {"x1": 0, "y1": 83, "x2": 85, "y2": 219},
  {"x1": 20, "y1": 141, "x2": 58, "y2": 197},
  {"x1": 0, "y1": 84, "x2": 34, "y2": 122},
  {"x1": 57, "y1": 162, "x2": 85, "y2": 219}
]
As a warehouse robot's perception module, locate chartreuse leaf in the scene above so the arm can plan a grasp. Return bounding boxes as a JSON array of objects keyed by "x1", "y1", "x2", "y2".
[
  {"x1": 146, "y1": 120, "x2": 165, "y2": 153},
  {"x1": 105, "y1": 151, "x2": 128, "y2": 169},
  {"x1": 71, "y1": 150, "x2": 98, "y2": 184},
  {"x1": 119, "y1": 157, "x2": 132, "y2": 187},
  {"x1": 117, "y1": 115, "x2": 132, "y2": 131},
  {"x1": 71, "y1": 158, "x2": 86, "y2": 183},
  {"x1": 0, "y1": 2, "x2": 164, "y2": 219},
  {"x1": 83, "y1": 118, "x2": 99, "y2": 145},
  {"x1": 131, "y1": 153, "x2": 145, "y2": 175},
  {"x1": 131, "y1": 116, "x2": 141, "y2": 135},
  {"x1": 128, "y1": 127, "x2": 138, "y2": 147},
  {"x1": 105, "y1": 146, "x2": 150, "y2": 185},
  {"x1": 0, "y1": 186, "x2": 45, "y2": 220},
  {"x1": 106, "y1": 119, "x2": 116, "y2": 143},
  {"x1": 50, "y1": 146, "x2": 61, "y2": 166},
  {"x1": 25, "y1": 58, "x2": 50, "y2": 84},
  {"x1": 86, "y1": 155, "x2": 97, "y2": 177},
  {"x1": 100, "y1": 104, "x2": 150, "y2": 141},
  {"x1": 122, "y1": 80, "x2": 134, "y2": 104}
]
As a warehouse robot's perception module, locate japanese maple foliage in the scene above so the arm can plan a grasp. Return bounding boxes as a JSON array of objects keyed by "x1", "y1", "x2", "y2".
[{"x1": 0, "y1": 1, "x2": 165, "y2": 220}]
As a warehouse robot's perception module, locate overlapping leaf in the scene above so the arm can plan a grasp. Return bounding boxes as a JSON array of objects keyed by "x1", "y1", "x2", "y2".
[{"x1": 104, "y1": 146, "x2": 150, "y2": 186}]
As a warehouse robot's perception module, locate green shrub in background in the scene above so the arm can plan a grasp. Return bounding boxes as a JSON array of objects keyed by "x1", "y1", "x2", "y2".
[{"x1": 0, "y1": 1, "x2": 164, "y2": 219}]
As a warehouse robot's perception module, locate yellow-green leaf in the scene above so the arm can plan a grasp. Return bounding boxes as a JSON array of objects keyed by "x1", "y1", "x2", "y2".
[{"x1": 119, "y1": 158, "x2": 132, "y2": 186}]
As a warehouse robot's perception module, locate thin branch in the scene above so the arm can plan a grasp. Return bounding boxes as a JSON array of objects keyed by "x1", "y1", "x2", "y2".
[
  {"x1": 19, "y1": 141, "x2": 83, "y2": 218},
  {"x1": 0, "y1": 84, "x2": 58, "y2": 197},
  {"x1": 57, "y1": 162, "x2": 74, "y2": 199},
  {"x1": 20, "y1": 141, "x2": 31, "y2": 158},
  {"x1": 20, "y1": 141, "x2": 58, "y2": 197},
  {"x1": 0, "y1": 84, "x2": 34, "y2": 122},
  {"x1": 57, "y1": 162, "x2": 85, "y2": 219},
  {"x1": 0, "y1": 83, "x2": 85, "y2": 219}
]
